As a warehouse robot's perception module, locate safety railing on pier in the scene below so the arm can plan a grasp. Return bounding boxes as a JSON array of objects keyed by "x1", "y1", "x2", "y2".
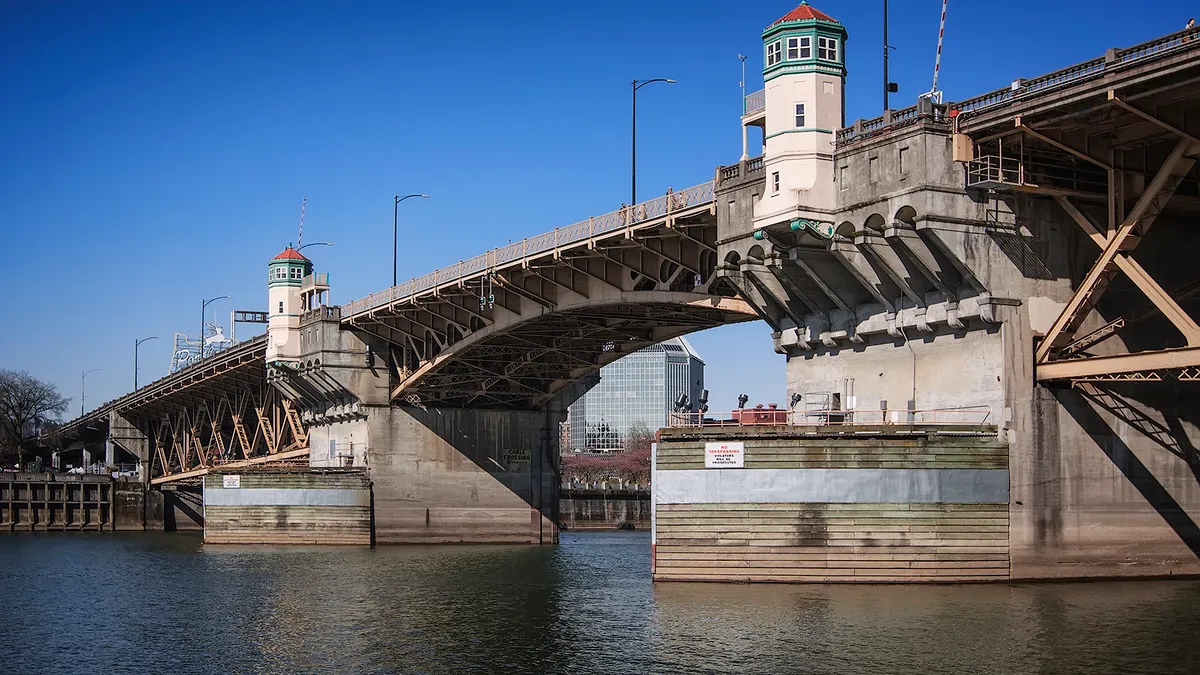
[
  {"x1": 837, "y1": 23, "x2": 1200, "y2": 146},
  {"x1": 743, "y1": 89, "x2": 765, "y2": 117},
  {"x1": 667, "y1": 406, "x2": 993, "y2": 428},
  {"x1": 341, "y1": 181, "x2": 715, "y2": 317},
  {"x1": 301, "y1": 272, "x2": 329, "y2": 290}
]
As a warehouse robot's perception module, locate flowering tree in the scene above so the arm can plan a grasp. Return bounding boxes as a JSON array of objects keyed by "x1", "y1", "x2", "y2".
[
  {"x1": 560, "y1": 422, "x2": 655, "y2": 488},
  {"x1": 561, "y1": 452, "x2": 616, "y2": 485},
  {"x1": 617, "y1": 423, "x2": 653, "y2": 486}
]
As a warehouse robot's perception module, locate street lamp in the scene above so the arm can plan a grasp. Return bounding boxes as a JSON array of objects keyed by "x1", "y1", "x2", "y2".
[
  {"x1": 81, "y1": 368, "x2": 101, "y2": 416},
  {"x1": 200, "y1": 295, "x2": 231, "y2": 359},
  {"x1": 297, "y1": 241, "x2": 333, "y2": 253},
  {"x1": 393, "y1": 194, "x2": 429, "y2": 287},
  {"x1": 134, "y1": 336, "x2": 160, "y2": 389},
  {"x1": 632, "y1": 78, "x2": 676, "y2": 207}
]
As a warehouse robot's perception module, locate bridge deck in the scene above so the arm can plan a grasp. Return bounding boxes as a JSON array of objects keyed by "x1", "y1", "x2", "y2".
[
  {"x1": 835, "y1": 24, "x2": 1200, "y2": 146},
  {"x1": 341, "y1": 182, "x2": 716, "y2": 319}
]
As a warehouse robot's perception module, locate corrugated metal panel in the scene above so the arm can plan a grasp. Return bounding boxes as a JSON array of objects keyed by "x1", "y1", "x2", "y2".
[
  {"x1": 205, "y1": 505, "x2": 370, "y2": 545},
  {"x1": 655, "y1": 468, "x2": 1010, "y2": 504},
  {"x1": 203, "y1": 471, "x2": 369, "y2": 491},
  {"x1": 653, "y1": 502, "x2": 1009, "y2": 582},
  {"x1": 205, "y1": 488, "x2": 369, "y2": 507},
  {"x1": 656, "y1": 437, "x2": 1008, "y2": 471}
]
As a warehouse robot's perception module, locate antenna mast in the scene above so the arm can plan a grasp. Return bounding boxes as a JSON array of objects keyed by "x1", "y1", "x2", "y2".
[
  {"x1": 922, "y1": 0, "x2": 949, "y2": 104},
  {"x1": 297, "y1": 197, "x2": 307, "y2": 249}
]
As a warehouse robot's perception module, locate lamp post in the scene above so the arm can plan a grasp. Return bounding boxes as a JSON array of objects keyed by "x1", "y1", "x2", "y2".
[
  {"x1": 81, "y1": 368, "x2": 101, "y2": 416},
  {"x1": 134, "y1": 336, "x2": 160, "y2": 389},
  {"x1": 393, "y1": 194, "x2": 429, "y2": 287},
  {"x1": 200, "y1": 295, "x2": 231, "y2": 359},
  {"x1": 631, "y1": 78, "x2": 676, "y2": 207}
]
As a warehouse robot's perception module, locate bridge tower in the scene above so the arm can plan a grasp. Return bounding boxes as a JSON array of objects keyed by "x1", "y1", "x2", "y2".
[
  {"x1": 266, "y1": 246, "x2": 312, "y2": 364},
  {"x1": 753, "y1": 2, "x2": 846, "y2": 231}
]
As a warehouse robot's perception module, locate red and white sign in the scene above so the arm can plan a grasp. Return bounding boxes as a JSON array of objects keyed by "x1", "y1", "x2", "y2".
[{"x1": 704, "y1": 442, "x2": 745, "y2": 468}]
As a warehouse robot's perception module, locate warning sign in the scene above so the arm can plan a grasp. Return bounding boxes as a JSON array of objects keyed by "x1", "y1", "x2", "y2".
[
  {"x1": 222, "y1": 475, "x2": 241, "y2": 489},
  {"x1": 502, "y1": 449, "x2": 531, "y2": 466},
  {"x1": 704, "y1": 442, "x2": 745, "y2": 468}
]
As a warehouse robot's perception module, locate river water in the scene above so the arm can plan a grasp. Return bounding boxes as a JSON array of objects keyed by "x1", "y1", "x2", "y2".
[{"x1": 2, "y1": 531, "x2": 1199, "y2": 674}]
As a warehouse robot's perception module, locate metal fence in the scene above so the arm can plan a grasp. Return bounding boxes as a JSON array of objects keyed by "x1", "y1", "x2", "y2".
[
  {"x1": 667, "y1": 406, "x2": 993, "y2": 428},
  {"x1": 744, "y1": 88, "x2": 765, "y2": 116},
  {"x1": 342, "y1": 181, "x2": 715, "y2": 317}
]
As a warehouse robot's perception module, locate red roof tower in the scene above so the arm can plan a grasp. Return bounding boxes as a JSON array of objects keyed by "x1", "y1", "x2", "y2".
[{"x1": 768, "y1": 1, "x2": 838, "y2": 29}]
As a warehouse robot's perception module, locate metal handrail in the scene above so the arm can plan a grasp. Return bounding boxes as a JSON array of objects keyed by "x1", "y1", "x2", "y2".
[
  {"x1": 744, "y1": 89, "x2": 765, "y2": 116},
  {"x1": 837, "y1": 24, "x2": 1200, "y2": 145},
  {"x1": 667, "y1": 406, "x2": 993, "y2": 428},
  {"x1": 342, "y1": 181, "x2": 715, "y2": 317},
  {"x1": 301, "y1": 272, "x2": 329, "y2": 289}
]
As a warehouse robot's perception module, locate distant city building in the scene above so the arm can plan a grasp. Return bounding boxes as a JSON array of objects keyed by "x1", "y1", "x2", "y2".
[{"x1": 567, "y1": 337, "x2": 704, "y2": 451}]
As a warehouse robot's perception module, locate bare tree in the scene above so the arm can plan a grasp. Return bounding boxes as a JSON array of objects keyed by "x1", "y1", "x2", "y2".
[{"x1": 0, "y1": 369, "x2": 69, "y2": 471}]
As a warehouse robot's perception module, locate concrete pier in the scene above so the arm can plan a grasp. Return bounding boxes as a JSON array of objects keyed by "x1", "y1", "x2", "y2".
[
  {"x1": 652, "y1": 427, "x2": 1011, "y2": 582},
  {"x1": 203, "y1": 468, "x2": 371, "y2": 545}
]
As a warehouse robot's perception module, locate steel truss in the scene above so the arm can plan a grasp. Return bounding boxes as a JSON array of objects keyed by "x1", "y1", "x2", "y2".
[
  {"x1": 341, "y1": 205, "x2": 752, "y2": 409},
  {"x1": 147, "y1": 386, "x2": 308, "y2": 485},
  {"x1": 1025, "y1": 90, "x2": 1200, "y2": 385}
]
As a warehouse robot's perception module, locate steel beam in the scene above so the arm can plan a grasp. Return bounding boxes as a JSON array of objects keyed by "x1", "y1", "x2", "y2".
[
  {"x1": 1036, "y1": 138, "x2": 1195, "y2": 363},
  {"x1": 1037, "y1": 346, "x2": 1200, "y2": 380}
]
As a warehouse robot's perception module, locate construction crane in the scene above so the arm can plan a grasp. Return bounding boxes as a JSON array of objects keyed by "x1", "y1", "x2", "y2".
[{"x1": 920, "y1": 0, "x2": 949, "y2": 104}]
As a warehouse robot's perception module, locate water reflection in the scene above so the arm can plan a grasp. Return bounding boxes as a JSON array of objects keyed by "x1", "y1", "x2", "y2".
[{"x1": 1, "y1": 531, "x2": 1199, "y2": 674}]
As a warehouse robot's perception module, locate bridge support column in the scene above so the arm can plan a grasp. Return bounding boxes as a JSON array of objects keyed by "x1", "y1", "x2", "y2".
[
  {"x1": 366, "y1": 377, "x2": 596, "y2": 544},
  {"x1": 109, "y1": 412, "x2": 151, "y2": 481}
]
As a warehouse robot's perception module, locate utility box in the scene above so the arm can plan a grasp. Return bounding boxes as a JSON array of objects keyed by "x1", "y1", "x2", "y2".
[{"x1": 952, "y1": 133, "x2": 974, "y2": 163}]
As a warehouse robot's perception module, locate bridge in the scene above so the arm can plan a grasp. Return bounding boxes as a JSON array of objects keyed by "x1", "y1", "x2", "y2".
[{"x1": 33, "y1": 5, "x2": 1200, "y2": 574}]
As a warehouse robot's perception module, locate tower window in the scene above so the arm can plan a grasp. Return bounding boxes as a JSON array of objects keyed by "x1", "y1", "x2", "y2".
[
  {"x1": 772, "y1": 172, "x2": 780, "y2": 193},
  {"x1": 767, "y1": 41, "x2": 782, "y2": 66},
  {"x1": 278, "y1": 301, "x2": 284, "y2": 314},
  {"x1": 818, "y1": 36, "x2": 839, "y2": 62},
  {"x1": 290, "y1": 267, "x2": 303, "y2": 280},
  {"x1": 795, "y1": 103, "x2": 806, "y2": 128},
  {"x1": 274, "y1": 268, "x2": 286, "y2": 280},
  {"x1": 787, "y1": 36, "x2": 811, "y2": 60}
]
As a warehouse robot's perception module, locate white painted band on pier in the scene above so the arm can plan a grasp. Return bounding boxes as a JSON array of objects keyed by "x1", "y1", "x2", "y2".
[
  {"x1": 654, "y1": 468, "x2": 1009, "y2": 505},
  {"x1": 204, "y1": 487, "x2": 370, "y2": 507}
]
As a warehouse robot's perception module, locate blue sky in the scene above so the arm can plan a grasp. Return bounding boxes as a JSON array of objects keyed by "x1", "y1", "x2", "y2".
[{"x1": 1, "y1": 0, "x2": 1194, "y2": 416}]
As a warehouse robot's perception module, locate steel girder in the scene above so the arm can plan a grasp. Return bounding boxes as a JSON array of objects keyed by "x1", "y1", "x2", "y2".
[
  {"x1": 1026, "y1": 93, "x2": 1200, "y2": 385},
  {"x1": 339, "y1": 211, "x2": 748, "y2": 409},
  {"x1": 147, "y1": 385, "x2": 308, "y2": 484}
]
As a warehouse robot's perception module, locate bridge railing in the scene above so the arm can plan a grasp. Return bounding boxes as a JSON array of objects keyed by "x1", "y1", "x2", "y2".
[
  {"x1": 342, "y1": 181, "x2": 715, "y2": 317},
  {"x1": 835, "y1": 103, "x2": 936, "y2": 146},
  {"x1": 836, "y1": 24, "x2": 1200, "y2": 146}
]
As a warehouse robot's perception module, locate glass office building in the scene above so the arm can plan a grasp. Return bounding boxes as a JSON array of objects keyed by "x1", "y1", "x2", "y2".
[{"x1": 567, "y1": 337, "x2": 704, "y2": 451}]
